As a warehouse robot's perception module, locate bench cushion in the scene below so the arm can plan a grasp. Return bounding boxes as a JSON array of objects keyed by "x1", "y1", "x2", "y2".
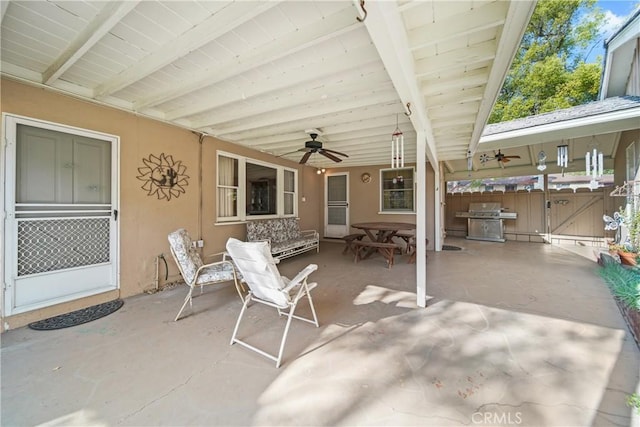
[
  {"x1": 247, "y1": 218, "x2": 301, "y2": 243},
  {"x1": 246, "y1": 218, "x2": 319, "y2": 261}
]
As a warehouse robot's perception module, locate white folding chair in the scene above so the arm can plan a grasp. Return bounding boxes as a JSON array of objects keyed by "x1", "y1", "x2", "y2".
[
  {"x1": 225, "y1": 237, "x2": 319, "y2": 368},
  {"x1": 168, "y1": 229, "x2": 243, "y2": 321}
]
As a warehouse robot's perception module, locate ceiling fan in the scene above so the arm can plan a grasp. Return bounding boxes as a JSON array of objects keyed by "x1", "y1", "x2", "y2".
[
  {"x1": 283, "y1": 133, "x2": 349, "y2": 164},
  {"x1": 479, "y1": 149, "x2": 521, "y2": 165}
]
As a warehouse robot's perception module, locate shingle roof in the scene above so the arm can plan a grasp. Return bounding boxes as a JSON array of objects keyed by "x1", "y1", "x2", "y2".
[{"x1": 482, "y1": 96, "x2": 640, "y2": 136}]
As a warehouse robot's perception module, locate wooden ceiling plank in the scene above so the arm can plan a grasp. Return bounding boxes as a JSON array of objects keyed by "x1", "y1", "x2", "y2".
[
  {"x1": 408, "y1": 1, "x2": 507, "y2": 51},
  {"x1": 94, "y1": 1, "x2": 281, "y2": 99},
  {"x1": 134, "y1": 6, "x2": 361, "y2": 111},
  {"x1": 415, "y1": 40, "x2": 497, "y2": 77},
  {"x1": 190, "y1": 81, "x2": 397, "y2": 129},
  {"x1": 207, "y1": 90, "x2": 400, "y2": 135},
  {"x1": 421, "y1": 68, "x2": 489, "y2": 96},
  {"x1": 165, "y1": 49, "x2": 384, "y2": 121},
  {"x1": 425, "y1": 86, "x2": 485, "y2": 107}
]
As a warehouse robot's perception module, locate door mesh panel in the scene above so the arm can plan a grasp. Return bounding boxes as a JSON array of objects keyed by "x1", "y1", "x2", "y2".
[{"x1": 17, "y1": 218, "x2": 110, "y2": 276}]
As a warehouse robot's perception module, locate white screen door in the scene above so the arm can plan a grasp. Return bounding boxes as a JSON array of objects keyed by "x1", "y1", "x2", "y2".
[
  {"x1": 3, "y1": 115, "x2": 119, "y2": 316},
  {"x1": 324, "y1": 173, "x2": 349, "y2": 238}
]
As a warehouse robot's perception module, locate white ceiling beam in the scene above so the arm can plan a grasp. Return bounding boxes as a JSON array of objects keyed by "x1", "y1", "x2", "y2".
[
  {"x1": 467, "y1": 0, "x2": 537, "y2": 155},
  {"x1": 166, "y1": 50, "x2": 385, "y2": 121},
  {"x1": 255, "y1": 126, "x2": 417, "y2": 151},
  {"x1": 204, "y1": 85, "x2": 398, "y2": 131},
  {"x1": 43, "y1": 2, "x2": 139, "y2": 85},
  {"x1": 134, "y1": 7, "x2": 361, "y2": 111},
  {"x1": 216, "y1": 101, "x2": 406, "y2": 141},
  {"x1": 408, "y1": 1, "x2": 507, "y2": 51},
  {"x1": 361, "y1": 1, "x2": 439, "y2": 165},
  {"x1": 415, "y1": 41, "x2": 497, "y2": 77},
  {"x1": 94, "y1": 1, "x2": 281, "y2": 99},
  {"x1": 1, "y1": 0, "x2": 10, "y2": 24},
  {"x1": 207, "y1": 90, "x2": 400, "y2": 135},
  {"x1": 528, "y1": 145, "x2": 537, "y2": 167}
]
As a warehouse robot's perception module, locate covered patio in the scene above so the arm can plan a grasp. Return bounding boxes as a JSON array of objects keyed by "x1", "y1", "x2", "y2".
[{"x1": 2, "y1": 239, "x2": 638, "y2": 426}]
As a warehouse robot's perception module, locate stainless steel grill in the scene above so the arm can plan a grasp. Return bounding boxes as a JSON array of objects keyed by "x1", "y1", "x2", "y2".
[{"x1": 455, "y1": 202, "x2": 517, "y2": 242}]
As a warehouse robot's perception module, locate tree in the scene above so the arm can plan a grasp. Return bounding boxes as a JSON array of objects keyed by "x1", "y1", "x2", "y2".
[{"x1": 489, "y1": 0, "x2": 605, "y2": 123}]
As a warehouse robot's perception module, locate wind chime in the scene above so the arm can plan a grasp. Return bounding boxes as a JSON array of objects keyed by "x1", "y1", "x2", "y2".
[
  {"x1": 557, "y1": 144, "x2": 568, "y2": 176},
  {"x1": 585, "y1": 139, "x2": 603, "y2": 189},
  {"x1": 391, "y1": 114, "x2": 404, "y2": 169}
]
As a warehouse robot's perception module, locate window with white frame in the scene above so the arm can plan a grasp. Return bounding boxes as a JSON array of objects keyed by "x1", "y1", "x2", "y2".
[
  {"x1": 380, "y1": 167, "x2": 415, "y2": 212},
  {"x1": 217, "y1": 152, "x2": 297, "y2": 222}
]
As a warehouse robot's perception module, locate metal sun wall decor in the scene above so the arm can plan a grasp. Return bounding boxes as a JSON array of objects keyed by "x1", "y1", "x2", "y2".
[{"x1": 137, "y1": 153, "x2": 189, "y2": 201}]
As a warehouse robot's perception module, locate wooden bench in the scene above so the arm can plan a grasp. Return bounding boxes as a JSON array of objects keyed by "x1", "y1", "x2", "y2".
[
  {"x1": 341, "y1": 233, "x2": 366, "y2": 255},
  {"x1": 408, "y1": 238, "x2": 429, "y2": 264},
  {"x1": 353, "y1": 240, "x2": 401, "y2": 268},
  {"x1": 395, "y1": 232, "x2": 414, "y2": 254}
]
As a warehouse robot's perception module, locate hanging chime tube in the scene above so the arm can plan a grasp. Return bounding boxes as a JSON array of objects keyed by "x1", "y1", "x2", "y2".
[
  {"x1": 585, "y1": 151, "x2": 590, "y2": 175},
  {"x1": 598, "y1": 152, "x2": 603, "y2": 177},
  {"x1": 400, "y1": 132, "x2": 404, "y2": 168},
  {"x1": 391, "y1": 137, "x2": 395, "y2": 168}
]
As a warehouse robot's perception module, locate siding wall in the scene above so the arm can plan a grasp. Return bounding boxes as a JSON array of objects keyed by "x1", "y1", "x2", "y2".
[{"x1": 446, "y1": 187, "x2": 617, "y2": 243}]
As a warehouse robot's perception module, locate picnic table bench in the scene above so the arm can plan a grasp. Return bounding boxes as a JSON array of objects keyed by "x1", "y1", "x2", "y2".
[{"x1": 353, "y1": 240, "x2": 402, "y2": 269}]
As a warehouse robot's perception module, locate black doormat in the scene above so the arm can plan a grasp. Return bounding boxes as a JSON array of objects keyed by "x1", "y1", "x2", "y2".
[
  {"x1": 442, "y1": 245, "x2": 463, "y2": 251},
  {"x1": 28, "y1": 299, "x2": 124, "y2": 331}
]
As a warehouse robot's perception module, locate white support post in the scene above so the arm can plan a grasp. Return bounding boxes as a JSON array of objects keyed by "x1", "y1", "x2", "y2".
[{"x1": 416, "y1": 130, "x2": 427, "y2": 307}]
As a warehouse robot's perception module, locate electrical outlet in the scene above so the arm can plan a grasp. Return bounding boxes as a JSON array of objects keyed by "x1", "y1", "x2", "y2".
[{"x1": 196, "y1": 239, "x2": 204, "y2": 248}]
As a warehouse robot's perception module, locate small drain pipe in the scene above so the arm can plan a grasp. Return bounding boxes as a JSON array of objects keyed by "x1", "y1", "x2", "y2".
[{"x1": 154, "y1": 254, "x2": 168, "y2": 291}]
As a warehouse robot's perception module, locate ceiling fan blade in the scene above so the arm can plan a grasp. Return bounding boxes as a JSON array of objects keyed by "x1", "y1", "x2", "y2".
[
  {"x1": 504, "y1": 155, "x2": 521, "y2": 159},
  {"x1": 501, "y1": 157, "x2": 511, "y2": 163},
  {"x1": 299, "y1": 151, "x2": 312, "y2": 164},
  {"x1": 322, "y1": 148, "x2": 349, "y2": 158},
  {"x1": 277, "y1": 149, "x2": 303, "y2": 157},
  {"x1": 319, "y1": 150, "x2": 342, "y2": 162}
]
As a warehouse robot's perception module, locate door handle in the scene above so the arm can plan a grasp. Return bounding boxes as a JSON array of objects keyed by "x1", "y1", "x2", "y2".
[{"x1": 113, "y1": 209, "x2": 118, "y2": 221}]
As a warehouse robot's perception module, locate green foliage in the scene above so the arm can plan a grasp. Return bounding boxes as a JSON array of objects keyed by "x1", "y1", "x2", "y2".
[
  {"x1": 489, "y1": 0, "x2": 605, "y2": 123},
  {"x1": 628, "y1": 393, "x2": 640, "y2": 414},
  {"x1": 599, "y1": 262, "x2": 640, "y2": 310}
]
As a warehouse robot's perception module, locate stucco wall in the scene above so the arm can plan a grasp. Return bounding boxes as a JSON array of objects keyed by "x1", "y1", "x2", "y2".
[
  {"x1": 0, "y1": 78, "x2": 323, "y2": 328},
  {"x1": 0, "y1": 78, "x2": 437, "y2": 329},
  {"x1": 319, "y1": 163, "x2": 435, "y2": 250}
]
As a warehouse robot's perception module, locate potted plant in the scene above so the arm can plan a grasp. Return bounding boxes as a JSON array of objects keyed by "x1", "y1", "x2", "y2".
[{"x1": 605, "y1": 205, "x2": 640, "y2": 266}]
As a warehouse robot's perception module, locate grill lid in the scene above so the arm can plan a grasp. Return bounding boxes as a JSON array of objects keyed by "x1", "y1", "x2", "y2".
[{"x1": 468, "y1": 202, "x2": 502, "y2": 213}]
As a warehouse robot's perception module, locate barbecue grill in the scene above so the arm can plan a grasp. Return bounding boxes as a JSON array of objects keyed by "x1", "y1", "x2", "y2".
[{"x1": 455, "y1": 202, "x2": 517, "y2": 242}]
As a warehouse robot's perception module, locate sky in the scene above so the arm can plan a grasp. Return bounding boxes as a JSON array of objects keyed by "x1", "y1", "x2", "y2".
[{"x1": 584, "y1": 0, "x2": 640, "y2": 62}]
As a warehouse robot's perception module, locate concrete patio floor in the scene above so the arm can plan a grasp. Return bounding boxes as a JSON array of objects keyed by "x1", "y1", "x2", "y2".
[{"x1": 2, "y1": 238, "x2": 639, "y2": 426}]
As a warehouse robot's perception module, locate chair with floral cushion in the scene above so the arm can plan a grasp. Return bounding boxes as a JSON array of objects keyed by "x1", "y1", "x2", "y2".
[
  {"x1": 168, "y1": 229, "x2": 244, "y2": 321},
  {"x1": 226, "y1": 237, "x2": 319, "y2": 368}
]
